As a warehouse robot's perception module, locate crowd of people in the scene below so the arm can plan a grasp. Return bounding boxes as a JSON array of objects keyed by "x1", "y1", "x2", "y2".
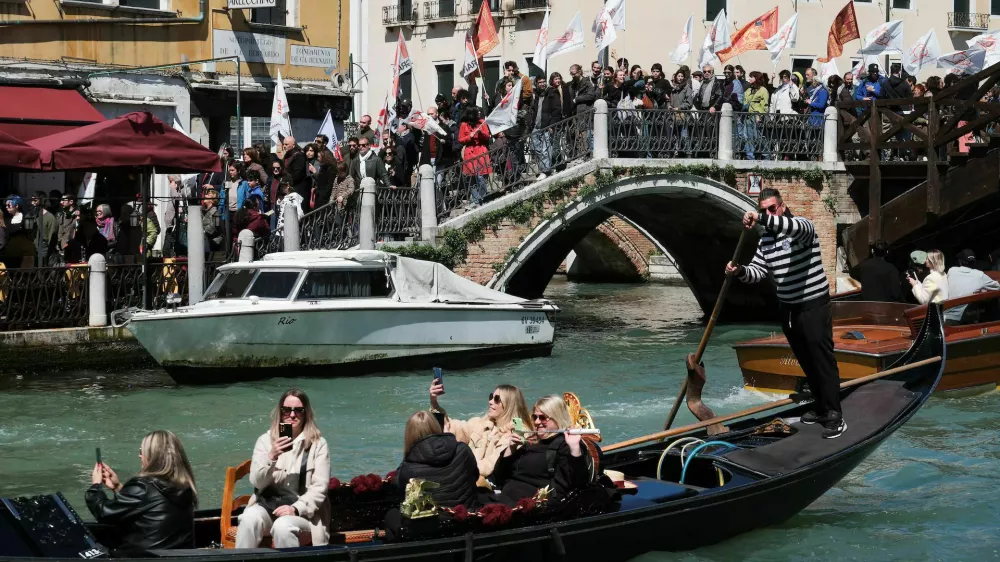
[{"x1": 86, "y1": 383, "x2": 594, "y2": 552}]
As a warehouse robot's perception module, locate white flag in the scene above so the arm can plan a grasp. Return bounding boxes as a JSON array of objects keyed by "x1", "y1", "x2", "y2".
[
  {"x1": 485, "y1": 75, "x2": 523, "y2": 135},
  {"x1": 461, "y1": 30, "x2": 479, "y2": 80},
  {"x1": 817, "y1": 59, "x2": 840, "y2": 84},
  {"x1": 403, "y1": 109, "x2": 448, "y2": 137},
  {"x1": 317, "y1": 110, "x2": 344, "y2": 161},
  {"x1": 938, "y1": 48, "x2": 987, "y2": 75},
  {"x1": 850, "y1": 55, "x2": 883, "y2": 79},
  {"x1": 592, "y1": 0, "x2": 625, "y2": 32},
  {"x1": 269, "y1": 70, "x2": 291, "y2": 146},
  {"x1": 904, "y1": 29, "x2": 942, "y2": 77},
  {"x1": 532, "y1": 8, "x2": 550, "y2": 69},
  {"x1": 394, "y1": 30, "x2": 413, "y2": 77},
  {"x1": 966, "y1": 30, "x2": 1000, "y2": 68},
  {"x1": 698, "y1": 9, "x2": 731, "y2": 68},
  {"x1": 669, "y1": 15, "x2": 694, "y2": 65},
  {"x1": 594, "y1": 7, "x2": 618, "y2": 52},
  {"x1": 765, "y1": 13, "x2": 798, "y2": 66},
  {"x1": 859, "y1": 20, "x2": 905, "y2": 56},
  {"x1": 544, "y1": 11, "x2": 585, "y2": 61}
]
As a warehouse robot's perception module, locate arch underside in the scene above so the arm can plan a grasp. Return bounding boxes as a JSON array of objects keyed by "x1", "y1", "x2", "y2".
[
  {"x1": 567, "y1": 226, "x2": 646, "y2": 283},
  {"x1": 504, "y1": 191, "x2": 778, "y2": 320}
]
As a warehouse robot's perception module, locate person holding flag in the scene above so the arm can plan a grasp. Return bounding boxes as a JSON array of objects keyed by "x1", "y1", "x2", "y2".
[{"x1": 457, "y1": 106, "x2": 492, "y2": 208}]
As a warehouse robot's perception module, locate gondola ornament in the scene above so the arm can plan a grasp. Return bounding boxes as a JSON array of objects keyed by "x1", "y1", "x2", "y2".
[{"x1": 400, "y1": 480, "x2": 439, "y2": 519}]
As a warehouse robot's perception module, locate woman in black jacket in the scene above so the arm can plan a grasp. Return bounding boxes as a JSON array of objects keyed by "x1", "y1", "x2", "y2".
[
  {"x1": 491, "y1": 395, "x2": 589, "y2": 506},
  {"x1": 539, "y1": 72, "x2": 574, "y2": 129},
  {"x1": 396, "y1": 411, "x2": 480, "y2": 508},
  {"x1": 86, "y1": 430, "x2": 197, "y2": 553}
]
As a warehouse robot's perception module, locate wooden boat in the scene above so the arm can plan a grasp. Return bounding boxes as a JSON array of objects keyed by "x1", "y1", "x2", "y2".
[
  {"x1": 0, "y1": 306, "x2": 945, "y2": 561},
  {"x1": 735, "y1": 280, "x2": 1000, "y2": 395}
]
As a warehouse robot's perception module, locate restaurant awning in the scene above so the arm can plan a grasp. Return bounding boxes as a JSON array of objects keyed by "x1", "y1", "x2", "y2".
[
  {"x1": 0, "y1": 86, "x2": 106, "y2": 141},
  {"x1": 29, "y1": 111, "x2": 222, "y2": 173},
  {"x1": 0, "y1": 129, "x2": 41, "y2": 170}
]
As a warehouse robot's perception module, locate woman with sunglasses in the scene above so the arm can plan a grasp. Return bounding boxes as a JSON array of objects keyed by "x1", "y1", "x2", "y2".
[
  {"x1": 429, "y1": 381, "x2": 532, "y2": 484},
  {"x1": 489, "y1": 395, "x2": 588, "y2": 505},
  {"x1": 236, "y1": 389, "x2": 331, "y2": 548}
]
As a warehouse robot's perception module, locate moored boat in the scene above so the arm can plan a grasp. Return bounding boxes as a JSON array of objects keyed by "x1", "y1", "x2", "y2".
[{"x1": 122, "y1": 250, "x2": 558, "y2": 384}]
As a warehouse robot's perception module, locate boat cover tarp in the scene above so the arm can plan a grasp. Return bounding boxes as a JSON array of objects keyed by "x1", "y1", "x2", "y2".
[{"x1": 391, "y1": 256, "x2": 526, "y2": 304}]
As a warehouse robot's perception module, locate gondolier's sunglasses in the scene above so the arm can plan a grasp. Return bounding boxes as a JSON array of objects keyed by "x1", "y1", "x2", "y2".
[
  {"x1": 488, "y1": 393, "x2": 502, "y2": 404},
  {"x1": 280, "y1": 406, "x2": 306, "y2": 416},
  {"x1": 760, "y1": 203, "x2": 780, "y2": 215}
]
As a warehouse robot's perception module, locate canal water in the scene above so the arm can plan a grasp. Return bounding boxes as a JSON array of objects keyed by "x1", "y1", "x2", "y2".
[{"x1": 1, "y1": 280, "x2": 998, "y2": 560}]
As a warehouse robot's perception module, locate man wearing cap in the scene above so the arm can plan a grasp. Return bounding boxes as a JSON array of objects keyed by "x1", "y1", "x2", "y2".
[
  {"x1": 854, "y1": 64, "x2": 889, "y2": 103},
  {"x1": 904, "y1": 250, "x2": 929, "y2": 304},
  {"x1": 860, "y1": 240, "x2": 902, "y2": 302},
  {"x1": 946, "y1": 249, "x2": 1000, "y2": 323}
]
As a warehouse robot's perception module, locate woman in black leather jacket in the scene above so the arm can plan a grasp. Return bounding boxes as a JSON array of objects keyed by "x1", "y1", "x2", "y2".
[
  {"x1": 396, "y1": 411, "x2": 480, "y2": 509},
  {"x1": 86, "y1": 430, "x2": 197, "y2": 553}
]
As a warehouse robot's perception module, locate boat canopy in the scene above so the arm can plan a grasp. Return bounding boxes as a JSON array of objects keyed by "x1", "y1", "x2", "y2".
[{"x1": 391, "y1": 256, "x2": 526, "y2": 304}]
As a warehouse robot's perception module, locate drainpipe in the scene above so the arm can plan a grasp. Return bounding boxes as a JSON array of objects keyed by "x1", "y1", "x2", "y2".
[{"x1": 0, "y1": 0, "x2": 207, "y2": 25}]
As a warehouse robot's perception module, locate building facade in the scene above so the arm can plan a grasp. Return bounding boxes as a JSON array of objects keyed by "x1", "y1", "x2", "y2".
[{"x1": 356, "y1": 0, "x2": 1000, "y2": 118}]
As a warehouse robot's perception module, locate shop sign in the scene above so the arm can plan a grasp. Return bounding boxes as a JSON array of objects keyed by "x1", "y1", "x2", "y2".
[
  {"x1": 290, "y1": 45, "x2": 338, "y2": 68},
  {"x1": 227, "y1": 0, "x2": 277, "y2": 8},
  {"x1": 213, "y1": 29, "x2": 286, "y2": 65}
]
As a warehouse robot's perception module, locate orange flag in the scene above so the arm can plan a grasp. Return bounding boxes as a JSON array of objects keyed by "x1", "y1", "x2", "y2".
[
  {"x1": 818, "y1": 1, "x2": 860, "y2": 62},
  {"x1": 717, "y1": 7, "x2": 779, "y2": 63},
  {"x1": 473, "y1": 0, "x2": 500, "y2": 58}
]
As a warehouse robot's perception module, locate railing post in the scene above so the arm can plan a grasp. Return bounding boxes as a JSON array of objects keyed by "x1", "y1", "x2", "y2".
[
  {"x1": 359, "y1": 178, "x2": 377, "y2": 251},
  {"x1": 88, "y1": 253, "x2": 107, "y2": 327},
  {"x1": 718, "y1": 103, "x2": 734, "y2": 161},
  {"x1": 283, "y1": 203, "x2": 300, "y2": 252},
  {"x1": 418, "y1": 164, "x2": 438, "y2": 245},
  {"x1": 593, "y1": 99, "x2": 609, "y2": 159},
  {"x1": 823, "y1": 106, "x2": 840, "y2": 163},
  {"x1": 238, "y1": 230, "x2": 256, "y2": 262},
  {"x1": 187, "y1": 202, "x2": 204, "y2": 305}
]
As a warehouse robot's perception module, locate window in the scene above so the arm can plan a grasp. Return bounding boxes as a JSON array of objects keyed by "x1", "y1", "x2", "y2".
[
  {"x1": 229, "y1": 117, "x2": 272, "y2": 150},
  {"x1": 247, "y1": 271, "x2": 301, "y2": 299},
  {"x1": 471, "y1": 0, "x2": 501, "y2": 12},
  {"x1": 954, "y1": 0, "x2": 969, "y2": 12},
  {"x1": 438, "y1": 0, "x2": 455, "y2": 17},
  {"x1": 252, "y1": 0, "x2": 287, "y2": 26},
  {"x1": 705, "y1": 0, "x2": 726, "y2": 21},
  {"x1": 992, "y1": 0, "x2": 1000, "y2": 16},
  {"x1": 483, "y1": 60, "x2": 500, "y2": 98},
  {"x1": 119, "y1": 0, "x2": 162, "y2": 8},
  {"x1": 791, "y1": 57, "x2": 814, "y2": 80},
  {"x1": 205, "y1": 270, "x2": 256, "y2": 300},
  {"x1": 296, "y1": 270, "x2": 393, "y2": 299},
  {"x1": 397, "y1": 72, "x2": 412, "y2": 104},
  {"x1": 891, "y1": 0, "x2": 910, "y2": 8},
  {"x1": 436, "y1": 63, "x2": 455, "y2": 103},
  {"x1": 526, "y1": 56, "x2": 545, "y2": 80}
]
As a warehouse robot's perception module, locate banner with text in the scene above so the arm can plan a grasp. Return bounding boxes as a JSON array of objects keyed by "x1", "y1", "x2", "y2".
[
  {"x1": 290, "y1": 45, "x2": 338, "y2": 68},
  {"x1": 227, "y1": 0, "x2": 277, "y2": 8},
  {"x1": 213, "y1": 29, "x2": 286, "y2": 64}
]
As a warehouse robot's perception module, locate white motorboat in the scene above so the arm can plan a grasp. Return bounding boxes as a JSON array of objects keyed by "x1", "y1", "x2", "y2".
[{"x1": 125, "y1": 250, "x2": 558, "y2": 384}]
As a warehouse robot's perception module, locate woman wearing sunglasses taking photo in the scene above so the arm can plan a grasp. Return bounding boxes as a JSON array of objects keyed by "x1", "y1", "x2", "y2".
[
  {"x1": 235, "y1": 389, "x2": 330, "y2": 548},
  {"x1": 429, "y1": 380, "x2": 532, "y2": 484}
]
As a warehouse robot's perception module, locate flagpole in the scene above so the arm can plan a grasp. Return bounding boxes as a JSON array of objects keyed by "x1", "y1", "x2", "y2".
[{"x1": 884, "y1": 2, "x2": 891, "y2": 76}]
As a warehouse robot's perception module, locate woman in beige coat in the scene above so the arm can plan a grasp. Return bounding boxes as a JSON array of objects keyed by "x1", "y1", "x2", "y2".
[
  {"x1": 429, "y1": 381, "x2": 532, "y2": 485},
  {"x1": 236, "y1": 389, "x2": 331, "y2": 548},
  {"x1": 909, "y1": 249, "x2": 949, "y2": 305}
]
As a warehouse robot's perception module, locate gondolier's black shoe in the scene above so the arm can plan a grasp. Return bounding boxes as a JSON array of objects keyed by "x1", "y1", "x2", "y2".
[
  {"x1": 800, "y1": 410, "x2": 822, "y2": 425},
  {"x1": 821, "y1": 412, "x2": 847, "y2": 439}
]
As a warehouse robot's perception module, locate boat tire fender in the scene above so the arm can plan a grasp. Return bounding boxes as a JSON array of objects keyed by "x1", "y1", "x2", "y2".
[{"x1": 549, "y1": 527, "x2": 566, "y2": 558}]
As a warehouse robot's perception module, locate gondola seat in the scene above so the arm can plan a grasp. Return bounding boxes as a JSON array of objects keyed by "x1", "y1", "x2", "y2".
[
  {"x1": 619, "y1": 477, "x2": 697, "y2": 510},
  {"x1": 220, "y1": 459, "x2": 312, "y2": 549}
]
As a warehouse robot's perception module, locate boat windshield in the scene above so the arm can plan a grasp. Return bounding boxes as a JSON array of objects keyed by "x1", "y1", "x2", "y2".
[
  {"x1": 296, "y1": 269, "x2": 393, "y2": 299},
  {"x1": 204, "y1": 269, "x2": 255, "y2": 300}
]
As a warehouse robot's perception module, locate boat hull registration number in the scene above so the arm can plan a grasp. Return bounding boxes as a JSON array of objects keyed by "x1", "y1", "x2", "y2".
[
  {"x1": 523, "y1": 316, "x2": 544, "y2": 334},
  {"x1": 525, "y1": 325, "x2": 540, "y2": 334}
]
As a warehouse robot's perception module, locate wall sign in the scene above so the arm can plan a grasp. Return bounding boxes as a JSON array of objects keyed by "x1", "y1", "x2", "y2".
[
  {"x1": 747, "y1": 173, "x2": 763, "y2": 196},
  {"x1": 213, "y1": 29, "x2": 286, "y2": 65},
  {"x1": 227, "y1": 0, "x2": 277, "y2": 8},
  {"x1": 290, "y1": 45, "x2": 338, "y2": 68}
]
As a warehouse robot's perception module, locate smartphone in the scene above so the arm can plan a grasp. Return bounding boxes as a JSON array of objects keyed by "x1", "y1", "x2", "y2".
[
  {"x1": 433, "y1": 367, "x2": 443, "y2": 384},
  {"x1": 511, "y1": 417, "x2": 528, "y2": 435},
  {"x1": 279, "y1": 423, "x2": 293, "y2": 439},
  {"x1": 432, "y1": 410, "x2": 446, "y2": 428},
  {"x1": 95, "y1": 447, "x2": 102, "y2": 466}
]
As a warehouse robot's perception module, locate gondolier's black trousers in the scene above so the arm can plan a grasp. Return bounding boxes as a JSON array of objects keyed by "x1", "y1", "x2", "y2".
[{"x1": 780, "y1": 296, "x2": 842, "y2": 416}]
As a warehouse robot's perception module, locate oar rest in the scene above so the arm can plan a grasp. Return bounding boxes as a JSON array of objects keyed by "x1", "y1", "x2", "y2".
[{"x1": 219, "y1": 459, "x2": 314, "y2": 549}]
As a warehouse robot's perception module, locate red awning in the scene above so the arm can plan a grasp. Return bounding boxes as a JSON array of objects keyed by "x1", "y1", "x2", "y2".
[
  {"x1": 0, "y1": 86, "x2": 106, "y2": 141},
  {"x1": 29, "y1": 111, "x2": 222, "y2": 173},
  {"x1": 0, "y1": 129, "x2": 41, "y2": 169}
]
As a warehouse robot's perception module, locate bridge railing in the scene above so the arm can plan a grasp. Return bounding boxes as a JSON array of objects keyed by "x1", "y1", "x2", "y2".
[
  {"x1": 376, "y1": 186, "x2": 421, "y2": 239},
  {"x1": 264, "y1": 199, "x2": 361, "y2": 255},
  {"x1": 732, "y1": 112, "x2": 824, "y2": 161},
  {"x1": 609, "y1": 109, "x2": 719, "y2": 158}
]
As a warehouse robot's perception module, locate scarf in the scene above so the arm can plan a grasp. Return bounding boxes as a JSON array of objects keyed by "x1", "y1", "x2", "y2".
[
  {"x1": 97, "y1": 216, "x2": 116, "y2": 243},
  {"x1": 358, "y1": 149, "x2": 374, "y2": 180}
]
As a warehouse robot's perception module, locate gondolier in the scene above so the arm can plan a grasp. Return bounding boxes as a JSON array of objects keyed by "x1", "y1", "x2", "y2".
[{"x1": 725, "y1": 188, "x2": 846, "y2": 439}]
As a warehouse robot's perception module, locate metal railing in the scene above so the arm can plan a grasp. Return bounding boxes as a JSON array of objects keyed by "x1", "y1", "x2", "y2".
[
  {"x1": 0, "y1": 266, "x2": 89, "y2": 330},
  {"x1": 377, "y1": 186, "x2": 421, "y2": 238},
  {"x1": 948, "y1": 12, "x2": 989, "y2": 30},
  {"x1": 424, "y1": 0, "x2": 461, "y2": 20},
  {"x1": 609, "y1": 109, "x2": 720, "y2": 158},
  {"x1": 512, "y1": 0, "x2": 547, "y2": 10},
  {"x1": 435, "y1": 109, "x2": 594, "y2": 220},
  {"x1": 383, "y1": 4, "x2": 418, "y2": 25},
  {"x1": 108, "y1": 262, "x2": 189, "y2": 311},
  {"x1": 732, "y1": 112, "x2": 823, "y2": 161}
]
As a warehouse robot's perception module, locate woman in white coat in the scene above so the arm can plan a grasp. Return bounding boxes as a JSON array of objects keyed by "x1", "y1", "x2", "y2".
[
  {"x1": 235, "y1": 389, "x2": 331, "y2": 548},
  {"x1": 909, "y1": 249, "x2": 949, "y2": 305}
]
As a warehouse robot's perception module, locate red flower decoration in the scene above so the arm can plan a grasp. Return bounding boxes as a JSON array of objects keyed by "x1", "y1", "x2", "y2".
[
  {"x1": 479, "y1": 504, "x2": 513, "y2": 527},
  {"x1": 328, "y1": 477, "x2": 341, "y2": 490},
  {"x1": 385, "y1": 471, "x2": 397, "y2": 483},
  {"x1": 515, "y1": 497, "x2": 536, "y2": 513},
  {"x1": 350, "y1": 475, "x2": 370, "y2": 494},
  {"x1": 451, "y1": 505, "x2": 469, "y2": 522},
  {"x1": 365, "y1": 473, "x2": 383, "y2": 492}
]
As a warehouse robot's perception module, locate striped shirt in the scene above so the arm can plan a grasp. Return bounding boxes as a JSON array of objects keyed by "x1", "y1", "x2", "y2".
[{"x1": 740, "y1": 214, "x2": 829, "y2": 305}]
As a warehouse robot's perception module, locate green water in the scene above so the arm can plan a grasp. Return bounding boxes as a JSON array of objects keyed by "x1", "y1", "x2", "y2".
[{"x1": 1, "y1": 279, "x2": 998, "y2": 560}]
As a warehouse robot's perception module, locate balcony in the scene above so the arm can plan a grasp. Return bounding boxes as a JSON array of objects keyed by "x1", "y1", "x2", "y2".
[
  {"x1": 383, "y1": 4, "x2": 417, "y2": 26},
  {"x1": 512, "y1": 0, "x2": 547, "y2": 12},
  {"x1": 948, "y1": 12, "x2": 990, "y2": 32},
  {"x1": 424, "y1": 0, "x2": 463, "y2": 23}
]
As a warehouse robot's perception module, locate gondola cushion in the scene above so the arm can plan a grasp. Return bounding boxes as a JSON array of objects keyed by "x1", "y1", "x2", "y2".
[{"x1": 619, "y1": 478, "x2": 697, "y2": 510}]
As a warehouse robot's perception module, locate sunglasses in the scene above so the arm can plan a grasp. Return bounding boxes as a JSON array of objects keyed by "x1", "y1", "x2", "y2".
[
  {"x1": 488, "y1": 393, "x2": 502, "y2": 404},
  {"x1": 359, "y1": 144, "x2": 370, "y2": 148},
  {"x1": 280, "y1": 406, "x2": 306, "y2": 416},
  {"x1": 531, "y1": 413, "x2": 550, "y2": 423},
  {"x1": 760, "y1": 203, "x2": 780, "y2": 215}
]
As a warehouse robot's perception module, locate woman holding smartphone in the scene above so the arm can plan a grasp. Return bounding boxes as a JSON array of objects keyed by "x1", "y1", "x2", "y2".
[{"x1": 235, "y1": 389, "x2": 331, "y2": 548}]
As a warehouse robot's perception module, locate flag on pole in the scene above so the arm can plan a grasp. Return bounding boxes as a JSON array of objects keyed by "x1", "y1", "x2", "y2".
[
  {"x1": 473, "y1": 0, "x2": 499, "y2": 57},
  {"x1": 544, "y1": 11, "x2": 585, "y2": 61},
  {"x1": 317, "y1": 110, "x2": 341, "y2": 161},
  {"x1": 403, "y1": 109, "x2": 448, "y2": 137},
  {"x1": 394, "y1": 31, "x2": 413, "y2": 77},
  {"x1": 374, "y1": 95, "x2": 390, "y2": 148},
  {"x1": 765, "y1": 13, "x2": 799, "y2": 66},
  {"x1": 532, "y1": 8, "x2": 551, "y2": 69},
  {"x1": 966, "y1": 30, "x2": 1000, "y2": 68},
  {"x1": 485, "y1": 77, "x2": 523, "y2": 135},
  {"x1": 594, "y1": 6, "x2": 618, "y2": 52},
  {"x1": 904, "y1": 29, "x2": 942, "y2": 77},
  {"x1": 817, "y1": 59, "x2": 840, "y2": 84},
  {"x1": 717, "y1": 7, "x2": 779, "y2": 63},
  {"x1": 698, "y1": 9, "x2": 731, "y2": 68},
  {"x1": 818, "y1": 1, "x2": 860, "y2": 62},
  {"x1": 462, "y1": 30, "x2": 480, "y2": 80},
  {"x1": 850, "y1": 54, "x2": 883, "y2": 78},
  {"x1": 592, "y1": 0, "x2": 626, "y2": 33},
  {"x1": 269, "y1": 71, "x2": 291, "y2": 146},
  {"x1": 859, "y1": 20, "x2": 904, "y2": 56},
  {"x1": 938, "y1": 48, "x2": 987, "y2": 75},
  {"x1": 669, "y1": 15, "x2": 694, "y2": 65}
]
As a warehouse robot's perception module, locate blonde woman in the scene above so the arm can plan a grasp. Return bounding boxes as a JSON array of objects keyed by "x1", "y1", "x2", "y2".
[
  {"x1": 490, "y1": 395, "x2": 589, "y2": 505},
  {"x1": 429, "y1": 381, "x2": 532, "y2": 482},
  {"x1": 86, "y1": 430, "x2": 197, "y2": 552},
  {"x1": 236, "y1": 389, "x2": 331, "y2": 548},
  {"x1": 909, "y1": 249, "x2": 949, "y2": 304},
  {"x1": 395, "y1": 411, "x2": 480, "y2": 508}
]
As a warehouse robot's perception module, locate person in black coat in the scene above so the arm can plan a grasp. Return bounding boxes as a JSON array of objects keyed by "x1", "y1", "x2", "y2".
[
  {"x1": 396, "y1": 411, "x2": 481, "y2": 509},
  {"x1": 86, "y1": 430, "x2": 197, "y2": 553},
  {"x1": 860, "y1": 240, "x2": 903, "y2": 302},
  {"x1": 491, "y1": 395, "x2": 589, "y2": 506},
  {"x1": 281, "y1": 136, "x2": 310, "y2": 213},
  {"x1": 539, "y1": 72, "x2": 574, "y2": 129}
]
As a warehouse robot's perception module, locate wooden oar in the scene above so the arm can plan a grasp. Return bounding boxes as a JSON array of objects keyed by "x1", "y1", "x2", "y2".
[
  {"x1": 662, "y1": 229, "x2": 752, "y2": 432},
  {"x1": 606, "y1": 355, "x2": 942, "y2": 453}
]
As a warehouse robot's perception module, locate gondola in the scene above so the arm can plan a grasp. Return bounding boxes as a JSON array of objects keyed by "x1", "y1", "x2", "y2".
[{"x1": 0, "y1": 305, "x2": 946, "y2": 562}]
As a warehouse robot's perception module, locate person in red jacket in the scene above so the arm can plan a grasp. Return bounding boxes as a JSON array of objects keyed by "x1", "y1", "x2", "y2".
[
  {"x1": 232, "y1": 199, "x2": 270, "y2": 246},
  {"x1": 458, "y1": 107, "x2": 492, "y2": 208}
]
